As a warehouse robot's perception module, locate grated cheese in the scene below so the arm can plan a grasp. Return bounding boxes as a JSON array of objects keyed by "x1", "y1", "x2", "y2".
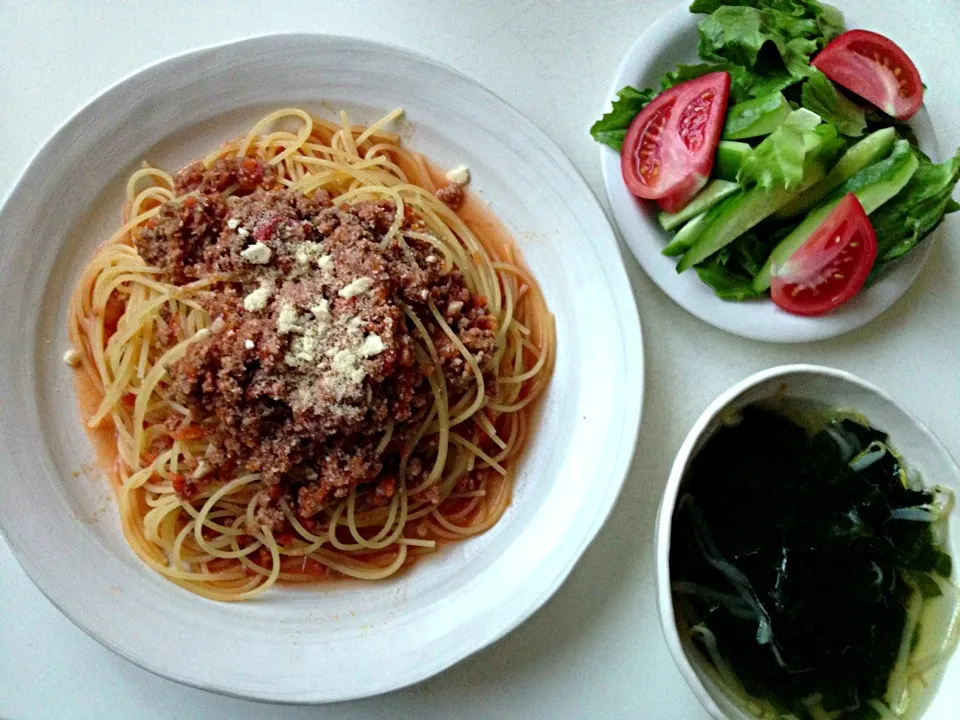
[
  {"x1": 445, "y1": 165, "x2": 470, "y2": 185},
  {"x1": 360, "y1": 334, "x2": 385, "y2": 358},
  {"x1": 339, "y1": 276, "x2": 373, "y2": 299},
  {"x1": 277, "y1": 303, "x2": 302, "y2": 335},
  {"x1": 331, "y1": 348, "x2": 366, "y2": 384},
  {"x1": 294, "y1": 241, "x2": 325, "y2": 266},
  {"x1": 243, "y1": 286, "x2": 272, "y2": 312},
  {"x1": 240, "y1": 241, "x2": 271, "y2": 264},
  {"x1": 311, "y1": 299, "x2": 331, "y2": 325}
]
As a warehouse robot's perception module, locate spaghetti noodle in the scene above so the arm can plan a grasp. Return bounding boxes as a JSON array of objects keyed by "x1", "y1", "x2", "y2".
[{"x1": 68, "y1": 108, "x2": 554, "y2": 601}]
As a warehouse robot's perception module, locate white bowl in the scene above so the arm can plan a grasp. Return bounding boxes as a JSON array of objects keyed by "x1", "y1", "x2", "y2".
[
  {"x1": 655, "y1": 364, "x2": 960, "y2": 719},
  {"x1": 0, "y1": 34, "x2": 644, "y2": 703},
  {"x1": 599, "y1": 2, "x2": 943, "y2": 343}
]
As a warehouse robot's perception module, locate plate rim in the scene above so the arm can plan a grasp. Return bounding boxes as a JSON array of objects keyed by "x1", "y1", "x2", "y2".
[
  {"x1": 0, "y1": 31, "x2": 645, "y2": 703},
  {"x1": 597, "y1": 1, "x2": 942, "y2": 344}
]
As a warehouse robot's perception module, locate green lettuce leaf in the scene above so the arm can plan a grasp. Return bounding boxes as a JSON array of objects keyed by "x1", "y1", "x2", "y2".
[
  {"x1": 695, "y1": 263, "x2": 765, "y2": 300},
  {"x1": 668, "y1": 61, "x2": 798, "y2": 104},
  {"x1": 661, "y1": 63, "x2": 720, "y2": 89},
  {"x1": 870, "y1": 147, "x2": 960, "y2": 275},
  {"x1": 589, "y1": 86, "x2": 657, "y2": 151},
  {"x1": 693, "y1": 231, "x2": 772, "y2": 300},
  {"x1": 694, "y1": 0, "x2": 843, "y2": 98},
  {"x1": 689, "y1": 0, "x2": 843, "y2": 42},
  {"x1": 736, "y1": 108, "x2": 825, "y2": 189},
  {"x1": 662, "y1": 63, "x2": 757, "y2": 104},
  {"x1": 801, "y1": 67, "x2": 867, "y2": 137},
  {"x1": 589, "y1": 0, "x2": 846, "y2": 153}
]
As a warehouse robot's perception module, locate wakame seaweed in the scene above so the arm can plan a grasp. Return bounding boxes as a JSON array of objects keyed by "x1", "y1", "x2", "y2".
[{"x1": 671, "y1": 404, "x2": 951, "y2": 718}]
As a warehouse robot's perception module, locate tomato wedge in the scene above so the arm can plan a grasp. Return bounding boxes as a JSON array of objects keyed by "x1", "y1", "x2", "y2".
[
  {"x1": 771, "y1": 194, "x2": 877, "y2": 316},
  {"x1": 621, "y1": 71, "x2": 730, "y2": 213},
  {"x1": 812, "y1": 30, "x2": 923, "y2": 120}
]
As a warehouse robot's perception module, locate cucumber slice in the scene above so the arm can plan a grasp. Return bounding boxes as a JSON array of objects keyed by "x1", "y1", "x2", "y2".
[
  {"x1": 662, "y1": 212, "x2": 710, "y2": 257},
  {"x1": 775, "y1": 127, "x2": 898, "y2": 219},
  {"x1": 658, "y1": 180, "x2": 739, "y2": 231},
  {"x1": 723, "y1": 92, "x2": 792, "y2": 140},
  {"x1": 678, "y1": 123, "x2": 844, "y2": 273},
  {"x1": 676, "y1": 184, "x2": 807, "y2": 272},
  {"x1": 753, "y1": 144, "x2": 920, "y2": 292},
  {"x1": 714, "y1": 141, "x2": 752, "y2": 181}
]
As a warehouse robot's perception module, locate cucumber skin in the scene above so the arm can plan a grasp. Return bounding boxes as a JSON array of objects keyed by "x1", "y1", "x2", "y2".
[
  {"x1": 658, "y1": 180, "x2": 739, "y2": 232},
  {"x1": 775, "y1": 128, "x2": 898, "y2": 219},
  {"x1": 663, "y1": 212, "x2": 710, "y2": 256},
  {"x1": 676, "y1": 169, "x2": 827, "y2": 273},
  {"x1": 677, "y1": 124, "x2": 847, "y2": 273},
  {"x1": 752, "y1": 150, "x2": 920, "y2": 292},
  {"x1": 714, "y1": 142, "x2": 752, "y2": 182},
  {"x1": 723, "y1": 92, "x2": 792, "y2": 141}
]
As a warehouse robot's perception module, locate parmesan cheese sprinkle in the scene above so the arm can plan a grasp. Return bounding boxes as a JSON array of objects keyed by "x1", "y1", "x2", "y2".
[
  {"x1": 445, "y1": 165, "x2": 470, "y2": 185},
  {"x1": 243, "y1": 285, "x2": 272, "y2": 312},
  {"x1": 360, "y1": 334, "x2": 385, "y2": 358},
  {"x1": 339, "y1": 276, "x2": 374, "y2": 299},
  {"x1": 294, "y1": 241, "x2": 325, "y2": 266},
  {"x1": 240, "y1": 241, "x2": 272, "y2": 264},
  {"x1": 277, "y1": 303, "x2": 302, "y2": 335}
]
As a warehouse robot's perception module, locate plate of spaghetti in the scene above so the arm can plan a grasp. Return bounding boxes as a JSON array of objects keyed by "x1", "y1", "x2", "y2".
[{"x1": 0, "y1": 35, "x2": 642, "y2": 702}]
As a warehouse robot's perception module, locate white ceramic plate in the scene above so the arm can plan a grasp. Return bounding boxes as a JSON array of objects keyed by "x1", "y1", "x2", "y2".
[
  {"x1": 656, "y1": 365, "x2": 960, "y2": 719},
  {"x1": 0, "y1": 35, "x2": 643, "y2": 703},
  {"x1": 599, "y1": 3, "x2": 941, "y2": 343}
]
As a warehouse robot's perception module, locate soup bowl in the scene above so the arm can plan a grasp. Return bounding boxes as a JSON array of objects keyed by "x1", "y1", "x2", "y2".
[{"x1": 655, "y1": 364, "x2": 960, "y2": 719}]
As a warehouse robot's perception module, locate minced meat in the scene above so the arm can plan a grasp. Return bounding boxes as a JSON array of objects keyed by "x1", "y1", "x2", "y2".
[{"x1": 147, "y1": 160, "x2": 497, "y2": 529}]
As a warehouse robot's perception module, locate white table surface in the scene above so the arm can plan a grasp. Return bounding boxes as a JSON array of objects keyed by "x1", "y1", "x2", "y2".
[{"x1": 1, "y1": 1, "x2": 958, "y2": 718}]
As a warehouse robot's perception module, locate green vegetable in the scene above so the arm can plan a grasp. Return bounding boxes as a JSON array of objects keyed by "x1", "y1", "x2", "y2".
[
  {"x1": 694, "y1": 231, "x2": 770, "y2": 299},
  {"x1": 694, "y1": 0, "x2": 843, "y2": 97},
  {"x1": 663, "y1": 62, "x2": 785, "y2": 104},
  {"x1": 690, "y1": 0, "x2": 845, "y2": 41},
  {"x1": 679, "y1": 122, "x2": 843, "y2": 272},
  {"x1": 588, "y1": 0, "x2": 951, "y2": 297},
  {"x1": 776, "y1": 127, "x2": 897, "y2": 218},
  {"x1": 715, "y1": 141, "x2": 754, "y2": 180},
  {"x1": 659, "y1": 180, "x2": 740, "y2": 231},
  {"x1": 672, "y1": 404, "x2": 953, "y2": 718},
  {"x1": 935, "y1": 551, "x2": 953, "y2": 578},
  {"x1": 870, "y1": 147, "x2": 960, "y2": 276},
  {"x1": 801, "y1": 67, "x2": 867, "y2": 137},
  {"x1": 829, "y1": 139, "x2": 919, "y2": 201},
  {"x1": 661, "y1": 63, "x2": 721, "y2": 90},
  {"x1": 663, "y1": 212, "x2": 711, "y2": 256},
  {"x1": 914, "y1": 573, "x2": 944, "y2": 600},
  {"x1": 754, "y1": 140, "x2": 920, "y2": 291},
  {"x1": 864, "y1": 106, "x2": 919, "y2": 147},
  {"x1": 736, "y1": 108, "x2": 826, "y2": 190},
  {"x1": 589, "y1": 86, "x2": 656, "y2": 151},
  {"x1": 695, "y1": 263, "x2": 766, "y2": 300},
  {"x1": 590, "y1": 0, "x2": 845, "y2": 154},
  {"x1": 723, "y1": 91, "x2": 792, "y2": 139}
]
